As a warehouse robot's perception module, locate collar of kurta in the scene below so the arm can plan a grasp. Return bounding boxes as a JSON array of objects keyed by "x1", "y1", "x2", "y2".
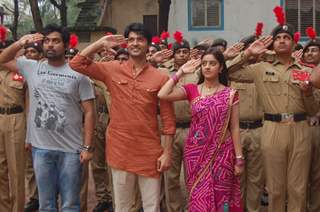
[{"x1": 126, "y1": 59, "x2": 150, "y2": 72}]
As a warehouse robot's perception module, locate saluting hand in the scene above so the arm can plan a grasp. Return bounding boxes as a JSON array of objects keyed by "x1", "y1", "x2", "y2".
[
  {"x1": 178, "y1": 58, "x2": 201, "y2": 75},
  {"x1": 190, "y1": 48, "x2": 200, "y2": 59},
  {"x1": 245, "y1": 35, "x2": 273, "y2": 58},
  {"x1": 223, "y1": 42, "x2": 244, "y2": 60},
  {"x1": 292, "y1": 49, "x2": 303, "y2": 61},
  {"x1": 98, "y1": 34, "x2": 126, "y2": 50},
  {"x1": 18, "y1": 33, "x2": 44, "y2": 47},
  {"x1": 151, "y1": 49, "x2": 173, "y2": 64}
]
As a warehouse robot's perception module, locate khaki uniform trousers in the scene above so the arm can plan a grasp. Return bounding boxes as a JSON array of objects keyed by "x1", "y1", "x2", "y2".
[
  {"x1": 80, "y1": 162, "x2": 89, "y2": 212},
  {"x1": 261, "y1": 121, "x2": 311, "y2": 212},
  {"x1": 25, "y1": 151, "x2": 38, "y2": 200},
  {"x1": 0, "y1": 113, "x2": 26, "y2": 212},
  {"x1": 90, "y1": 128, "x2": 113, "y2": 203},
  {"x1": 240, "y1": 127, "x2": 264, "y2": 212},
  {"x1": 111, "y1": 168, "x2": 160, "y2": 212},
  {"x1": 164, "y1": 127, "x2": 188, "y2": 212},
  {"x1": 308, "y1": 125, "x2": 320, "y2": 212}
]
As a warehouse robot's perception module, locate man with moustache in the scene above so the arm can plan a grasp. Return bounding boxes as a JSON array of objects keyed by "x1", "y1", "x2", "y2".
[
  {"x1": 0, "y1": 37, "x2": 26, "y2": 212},
  {"x1": 69, "y1": 23, "x2": 176, "y2": 212},
  {"x1": 0, "y1": 24, "x2": 95, "y2": 211},
  {"x1": 228, "y1": 20, "x2": 319, "y2": 211}
]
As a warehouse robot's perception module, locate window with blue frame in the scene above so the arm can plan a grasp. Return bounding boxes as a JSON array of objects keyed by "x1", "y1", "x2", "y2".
[
  {"x1": 284, "y1": 0, "x2": 320, "y2": 36},
  {"x1": 188, "y1": 0, "x2": 223, "y2": 30}
]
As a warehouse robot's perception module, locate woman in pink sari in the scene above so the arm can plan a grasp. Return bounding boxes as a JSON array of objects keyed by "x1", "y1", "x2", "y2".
[{"x1": 158, "y1": 49, "x2": 243, "y2": 211}]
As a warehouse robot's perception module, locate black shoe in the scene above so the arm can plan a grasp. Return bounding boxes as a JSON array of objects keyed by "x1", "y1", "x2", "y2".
[
  {"x1": 261, "y1": 191, "x2": 269, "y2": 206},
  {"x1": 24, "y1": 198, "x2": 39, "y2": 212},
  {"x1": 93, "y1": 201, "x2": 113, "y2": 212}
]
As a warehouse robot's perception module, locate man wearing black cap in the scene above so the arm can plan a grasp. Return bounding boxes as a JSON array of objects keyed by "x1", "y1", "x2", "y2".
[
  {"x1": 0, "y1": 40, "x2": 27, "y2": 212},
  {"x1": 301, "y1": 36, "x2": 320, "y2": 212},
  {"x1": 228, "y1": 21, "x2": 318, "y2": 212},
  {"x1": 160, "y1": 38, "x2": 198, "y2": 212}
]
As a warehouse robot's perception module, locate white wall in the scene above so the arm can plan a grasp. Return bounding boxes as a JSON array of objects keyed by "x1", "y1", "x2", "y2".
[{"x1": 168, "y1": 0, "x2": 282, "y2": 46}]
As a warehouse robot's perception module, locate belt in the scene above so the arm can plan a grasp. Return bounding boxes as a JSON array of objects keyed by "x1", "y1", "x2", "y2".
[
  {"x1": 264, "y1": 113, "x2": 306, "y2": 122},
  {"x1": 0, "y1": 106, "x2": 23, "y2": 115},
  {"x1": 176, "y1": 122, "x2": 190, "y2": 128},
  {"x1": 239, "y1": 120, "x2": 263, "y2": 129}
]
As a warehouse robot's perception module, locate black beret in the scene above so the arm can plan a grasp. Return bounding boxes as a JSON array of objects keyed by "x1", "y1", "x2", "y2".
[
  {"x1": 271, "y1": 24, "x2": 295, "y2": 38},
  {"x1": 172, "y1": 39, "x2": 190, "y2": 53},
  {"x1": 211, "y1": 38, "x2": 227, "y2": 48}
]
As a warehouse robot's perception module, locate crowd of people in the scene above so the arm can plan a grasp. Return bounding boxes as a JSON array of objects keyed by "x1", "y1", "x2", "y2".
[{"x1": 1, "y1": 5, "x2": 320, "y2": 212}]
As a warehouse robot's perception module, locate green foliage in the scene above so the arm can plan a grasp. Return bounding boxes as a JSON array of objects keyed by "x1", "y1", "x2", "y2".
[{"x1": 2, "y1": 0, "x2": 80, "y2": 38}]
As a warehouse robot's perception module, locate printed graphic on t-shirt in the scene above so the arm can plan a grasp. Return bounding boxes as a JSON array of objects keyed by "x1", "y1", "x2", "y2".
[
  {"x1": 33, "y1": 90, "x2": 67, "y2": 133},
  {"x1": 32, "y1": 69, "x2": 79, "y2": 133}
]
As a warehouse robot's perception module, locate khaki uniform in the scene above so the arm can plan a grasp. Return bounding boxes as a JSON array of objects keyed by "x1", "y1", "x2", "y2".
[
  {"x1": 0, "y1": 69, "x2": 26, "y2": 212},
  {"x1": 80, "y1": 162, "x2": 89, "y2": 212},
  {"x1": 160, "y1": 61, "x2": 199, "y2": 212},
  {"x1": 228, "y1": 53, "x2": 319, "y2": 212},
  {"x1": 229, "y1": 81, "x2": 264, "y2": 212},
  {"x1": 91, "y1": 80, "x2": 113, "y2": 204},
  {"x1": 308, "y1": 89, "x2": 320, "y2": 212},
  {"x1": 25, "y1": 151, "x2": 38, "y2": 200},
  {"x1": 25, "y1": 89, "x2": 38, "y2": 201}
]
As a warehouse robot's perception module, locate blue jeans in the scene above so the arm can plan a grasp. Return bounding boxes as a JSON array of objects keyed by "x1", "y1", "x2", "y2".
[{"x1": 32, "y1": 147, "x2": 82, "y2": 212}]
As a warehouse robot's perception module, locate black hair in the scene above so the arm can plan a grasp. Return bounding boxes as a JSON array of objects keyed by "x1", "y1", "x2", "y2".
[
  {"x1": 115, "y1": 48, "x2": 129, "y2": 60},
  {"x1": 124, "y1": 23, "x2": 152, "y2": 44},
  {"x1": 150, "y1": 44, "x2": 161, "y2": 52},
  {"x1": 42, "y1": 24, "x2": 70, "y2": 47},
  {"x1": 198, "y1": 48, "x2": 228, "y2": 86}
]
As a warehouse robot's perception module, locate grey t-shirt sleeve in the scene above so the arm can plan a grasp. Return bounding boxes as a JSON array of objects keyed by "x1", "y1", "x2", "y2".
[
  {"x1": 16, "y1": 57, "x2": 38, "y2": 80},
  {"x1": 79, "y1": 75, "x2": 95, "y2": 101}
]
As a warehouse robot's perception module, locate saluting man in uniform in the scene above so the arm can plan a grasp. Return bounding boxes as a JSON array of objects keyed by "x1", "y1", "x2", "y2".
[{"x1": 228, "y1": 6, "x2": 319, "y2": 212}]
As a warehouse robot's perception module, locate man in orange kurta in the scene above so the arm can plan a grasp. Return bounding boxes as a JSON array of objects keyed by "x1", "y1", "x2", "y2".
[{"x1": 70, "y1": 23, "x2": 176, "y2": 212}]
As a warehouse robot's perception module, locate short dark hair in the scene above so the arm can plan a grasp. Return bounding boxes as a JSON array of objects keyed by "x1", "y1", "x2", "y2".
[
  {"x1": 42, "y1": 24, "x2": 70, "y2": 47},
  {"x1": 124, "y1": 23, "x2": 152, "y2": 44},
  {"x1": 198, "y1": 48, "x2": 228, "y2": 86},
  {"x1": 115, "y1": 48, "x2": 129, "y2": 60}
]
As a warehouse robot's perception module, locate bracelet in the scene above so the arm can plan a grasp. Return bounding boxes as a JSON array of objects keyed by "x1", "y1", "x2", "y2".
[
  {"x1": 171, "y1": 73, "x2": 179, "y2": 84},
  {"x1": 236, "y1": 155, "x2": 244, "y2": 159},
  {"x1": 80, "y1": 145, "x2": 95, "y2": 153},
  {"x1": 235, "y1": 158, "x2": 246, "y2": 166},
  {"x1": 235, "y1": 158, "x2": 245, "y2": 167}
]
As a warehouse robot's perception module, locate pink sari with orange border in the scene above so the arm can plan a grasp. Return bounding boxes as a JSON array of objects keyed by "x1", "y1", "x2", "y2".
[{"x1": 183, "y1": 84, "x2": 243, "y2": 212}]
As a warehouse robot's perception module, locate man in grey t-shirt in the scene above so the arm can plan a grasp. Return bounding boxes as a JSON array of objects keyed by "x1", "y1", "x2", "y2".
[{"x1": 0, "y1": 24, "x2": 95, "y2": 211}]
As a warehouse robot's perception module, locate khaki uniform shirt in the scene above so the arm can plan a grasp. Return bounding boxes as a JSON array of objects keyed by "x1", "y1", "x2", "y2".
[
  {"x1": 230, "y1": 81, "x2": 263, "y2": 121},
  {"x1": 93, "y1": 80, "x2": 109, "y2": 138},
  {"x1": 160, "y1": 60, "x2": 199, "y2": 123},
  {"x1": 228, "y1": 52, "x2": 319, "y2": 115},
  {"x1": 0, "y1": 69, "x2": 25, "y2": 108}
]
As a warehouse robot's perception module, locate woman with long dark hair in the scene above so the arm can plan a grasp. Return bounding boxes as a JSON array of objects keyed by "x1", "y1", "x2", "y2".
[{"x1": 158, "y1": 48, "x2": 243, "y2": 211}]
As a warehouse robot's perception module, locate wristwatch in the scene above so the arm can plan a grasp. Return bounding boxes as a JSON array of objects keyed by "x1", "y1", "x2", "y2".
[{"x1": 81, "y1": 145, "x2": 95, "y2": 153}]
